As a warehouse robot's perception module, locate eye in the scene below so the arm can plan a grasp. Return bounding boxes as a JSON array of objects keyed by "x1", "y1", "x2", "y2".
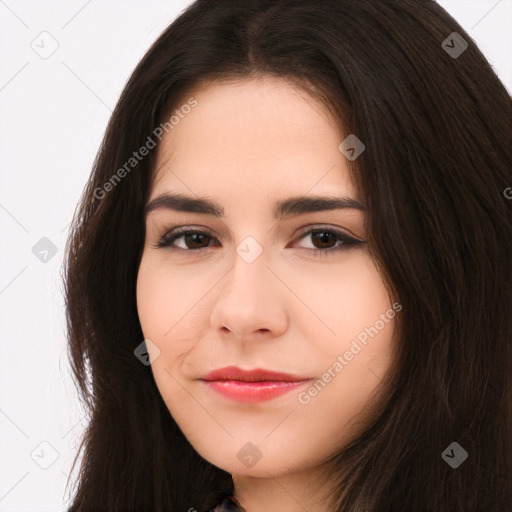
[
  {"x1": 289, "y1": 226, "x2": 365, "y2": 258},
  {"x1": 152, "y1": 225, "x2": 365, "y2": 257},
  {"x1": 153, "y1": 227, "x2": 219, "y2": 251}
]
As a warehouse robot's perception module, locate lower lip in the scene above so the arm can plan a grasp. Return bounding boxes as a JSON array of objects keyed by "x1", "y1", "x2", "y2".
[{"x1": 202, "y1": 379, "x2": 311, "y2": 403}]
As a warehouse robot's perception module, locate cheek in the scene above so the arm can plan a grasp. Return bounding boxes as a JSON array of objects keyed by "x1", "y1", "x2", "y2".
[
  {"x1": 136, "y1": 260, "x2": 169, "y2": 342},
  {"x1": 136, "y1": 257, "x2": 184, "y2": 370},
  {"x1": 292, "y1": 254, "x2": 396, "y2": 419},
  {"x1": 336, "y1": 256, "x2": 395, "y2": 348},
  {"x1": 281, "y1": 251, "x2": 393, "y2": 343},
  {"x1": 136, "y1": 255, "x2": 216, "y2": 380},
  {"x1": 136, "y1": 255, "x2": 207, "y2": 339},
  {"x1": 329, "y1": 256, "x2": 396, "y2": 391}
]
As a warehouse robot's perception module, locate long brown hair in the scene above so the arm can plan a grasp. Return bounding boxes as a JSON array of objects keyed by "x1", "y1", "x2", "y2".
[{"x1": 63, "y1": 1, "x2": 512, "y2": 510}]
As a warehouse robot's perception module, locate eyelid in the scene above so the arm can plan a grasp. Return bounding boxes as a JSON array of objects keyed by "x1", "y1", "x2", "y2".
[{"x1": 294, "y1": 223, "x2": 362, "y2": 241}]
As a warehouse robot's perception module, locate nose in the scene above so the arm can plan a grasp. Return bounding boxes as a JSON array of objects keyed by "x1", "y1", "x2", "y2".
[{"x1": 210, "y1": 248, "x2": 290, "y2": 342}]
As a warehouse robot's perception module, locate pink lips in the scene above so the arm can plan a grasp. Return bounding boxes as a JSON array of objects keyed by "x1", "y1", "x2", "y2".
[{"x1": 200, "y1": 366, "x2": 313, "y2": 403}]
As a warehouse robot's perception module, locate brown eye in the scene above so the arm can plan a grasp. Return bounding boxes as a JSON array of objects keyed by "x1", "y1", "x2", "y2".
[
  {"x1": 308, "y1": 231, "x2": 338, "y2": 249},
  {"x1": 155, "y1": 229, "x2": 217, "y2": 250},
  {"x1": 293, "y1": 228, "x2": 364, "y2": 256}
]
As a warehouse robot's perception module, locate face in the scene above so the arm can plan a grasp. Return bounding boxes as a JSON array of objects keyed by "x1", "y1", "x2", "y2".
[{"x1": 136, "y1": 77, "x2": 398, "y2": 479}]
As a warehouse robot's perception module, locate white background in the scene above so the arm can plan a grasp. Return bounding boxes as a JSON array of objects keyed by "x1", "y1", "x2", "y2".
[{"x1": 1, "y1": 1, "x2": 511, "y2": 510}]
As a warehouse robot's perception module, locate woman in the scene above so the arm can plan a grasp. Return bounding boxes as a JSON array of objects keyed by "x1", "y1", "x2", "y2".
[{"x1": 63, "y1": 0, "x2": 512, "y2": 510}]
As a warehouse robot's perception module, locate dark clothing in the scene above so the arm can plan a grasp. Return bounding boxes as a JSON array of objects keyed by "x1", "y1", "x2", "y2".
[{"x1": 209, "y1": 495, "x2": 245, "y2": 511}]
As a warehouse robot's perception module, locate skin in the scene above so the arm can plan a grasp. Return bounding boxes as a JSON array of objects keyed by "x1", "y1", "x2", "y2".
[{"x1": 136, "y1": 76, "x2": 398, "y2": 511}]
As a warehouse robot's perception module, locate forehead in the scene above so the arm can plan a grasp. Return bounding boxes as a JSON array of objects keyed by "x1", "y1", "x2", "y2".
[{"x1": 150, "y1": 77, "x2": 356, "y2": 207}]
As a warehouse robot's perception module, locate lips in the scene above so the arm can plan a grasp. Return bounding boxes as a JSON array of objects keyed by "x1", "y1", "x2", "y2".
[
  {"x1": 202, "y1": 366, "x2": 307, "y2": 383},
  {"x1": 200, "y1": 366, "x2": 313, "y2": 403}
]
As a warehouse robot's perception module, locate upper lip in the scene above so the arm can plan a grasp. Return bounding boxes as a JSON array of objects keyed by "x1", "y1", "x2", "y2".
[{"x1": 201, "y1": 366, "x2": 309, "y2": 382}]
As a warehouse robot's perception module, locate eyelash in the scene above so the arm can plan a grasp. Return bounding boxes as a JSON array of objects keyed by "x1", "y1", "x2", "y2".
[{"x1": 152, "y1": 225, "x2": 364, "y2": 258}]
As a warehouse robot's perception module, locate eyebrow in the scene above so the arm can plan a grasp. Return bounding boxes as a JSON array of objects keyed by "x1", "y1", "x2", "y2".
[{"x1": 145, "y1": 192, "x2": 366, "y2": 219}]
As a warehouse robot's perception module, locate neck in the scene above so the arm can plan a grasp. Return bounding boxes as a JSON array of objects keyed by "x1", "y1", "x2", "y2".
[{"x1": 232, "y1": 463, "x2": 333, "y2": 512}]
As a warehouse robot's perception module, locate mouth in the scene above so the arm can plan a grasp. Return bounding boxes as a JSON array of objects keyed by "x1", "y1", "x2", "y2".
[{"x1": 199, "y1": 366, "x2": 314, "y2": 403}]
